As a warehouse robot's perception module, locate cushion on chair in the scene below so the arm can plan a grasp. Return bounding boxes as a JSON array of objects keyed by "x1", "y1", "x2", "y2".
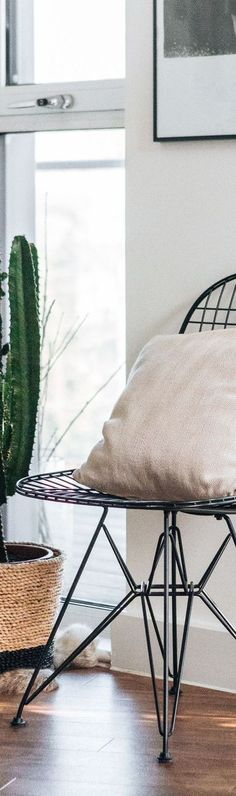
[{"x1": 73, "y1": 329, "x2": 236, "y2": 501}]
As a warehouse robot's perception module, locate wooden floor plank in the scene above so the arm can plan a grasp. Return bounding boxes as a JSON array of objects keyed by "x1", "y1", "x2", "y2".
[{"x1": 0, "y1": 670, "x2": 235, "y2": 795}]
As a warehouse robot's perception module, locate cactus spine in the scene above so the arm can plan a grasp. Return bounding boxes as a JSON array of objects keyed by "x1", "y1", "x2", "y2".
[{"x1": 0, "y1": 236, "x2": 40, "y2": 562}]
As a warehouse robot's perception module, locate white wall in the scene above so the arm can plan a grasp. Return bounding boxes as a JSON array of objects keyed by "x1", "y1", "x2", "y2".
[{"x1": 112, "y1": 0, "x2": 236, "y2": 690}]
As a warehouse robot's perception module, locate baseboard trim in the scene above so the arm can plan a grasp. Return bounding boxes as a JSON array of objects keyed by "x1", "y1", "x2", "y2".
[{"x1": 111, "y1": 613, "x2": 236, "y2": 692}]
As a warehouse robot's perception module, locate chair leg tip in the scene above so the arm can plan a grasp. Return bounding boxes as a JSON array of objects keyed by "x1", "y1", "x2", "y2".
[
  {"x1": 169, "y1": 685, "x2": 183, "y2": 696},
  {"x1": 11, "y1": 716, "x2": 26, "y2": 728},
  {"x1": 158, "y1": 751, "x2": 172, "y2": 764}
]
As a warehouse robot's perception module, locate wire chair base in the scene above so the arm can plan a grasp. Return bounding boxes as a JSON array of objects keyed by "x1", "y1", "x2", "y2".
[{"x1": 11, "y1": 474, "x2": 236, "y2": 762}]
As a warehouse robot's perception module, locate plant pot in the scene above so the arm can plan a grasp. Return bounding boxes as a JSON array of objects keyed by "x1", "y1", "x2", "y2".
[
  {"x1": 6, "y1": 542, "x2": 54, "y2": 563},
  {"x1": 0, "y1": 542, "x2": 64, "y2": 673}
]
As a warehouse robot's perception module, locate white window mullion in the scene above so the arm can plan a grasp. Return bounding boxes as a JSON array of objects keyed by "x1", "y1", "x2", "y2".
[
  {"x1": 4, "y1": 131, "x2": 39, "y2": 544},
  {"x1": 0, "y1": 0, "x2": 6, "y2": 85},
  {"x1": 5, "y1": 134, "x2": 35, "y2": 242},
  {"x1": 0, "y1": 130, "x2": 38, "y2": 543},
  {"x1": 0, "y1": 137, "x2": 6, "y2": 256},
  {"x1": 11, "y1": 0, "x2": 34, "y2": 85}
]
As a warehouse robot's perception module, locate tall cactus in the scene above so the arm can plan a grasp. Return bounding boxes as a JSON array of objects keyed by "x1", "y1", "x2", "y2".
[{"x1": 0, "y1": 236, "x2": 40, "y2": 562}]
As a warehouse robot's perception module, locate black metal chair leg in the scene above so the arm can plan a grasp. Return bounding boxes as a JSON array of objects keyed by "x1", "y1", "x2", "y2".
[
  {"x1": 11, "y1": 507, "x2": 108, "y2": 726},
  {"x1": 169, "y1": 511, "x2": 178, "y2": 696},
  {"x1": 158, "y1": 510, "x2": 172, "y2": 763},
  {"x1": 141, "y1": 592, "x2": 162, "y2": 735},
  {"x1": 170, "y1": 585, "x2": 194, "y2": 735}
]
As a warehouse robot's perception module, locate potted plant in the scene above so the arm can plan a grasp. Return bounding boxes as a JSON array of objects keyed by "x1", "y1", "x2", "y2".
[{"x1": 0, "y1": 236, "x2": 63, "y2": 684}]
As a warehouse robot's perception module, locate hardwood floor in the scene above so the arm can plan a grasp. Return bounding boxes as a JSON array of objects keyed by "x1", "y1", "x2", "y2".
[{"x1": 0, "y1": 670, "x2": 235, "y2": 795}]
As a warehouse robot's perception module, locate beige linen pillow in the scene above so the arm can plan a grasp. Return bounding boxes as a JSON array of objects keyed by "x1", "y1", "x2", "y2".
[{"x1": 73, "y1": 329, "x2": 236, "y2": 501}]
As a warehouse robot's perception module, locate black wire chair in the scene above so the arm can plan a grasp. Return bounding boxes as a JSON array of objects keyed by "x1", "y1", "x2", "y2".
[{"x1": 12, "y1": 272, "x2": 236, "y2": 763}]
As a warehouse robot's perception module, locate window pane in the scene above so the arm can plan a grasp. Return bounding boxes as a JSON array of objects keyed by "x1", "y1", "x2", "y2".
[
  {"x1": 7, "y1": 0, "x2": 125, "y2": 84},
  {"x1": 36, "y1": 128, "x2": 126, "y2": 604}
]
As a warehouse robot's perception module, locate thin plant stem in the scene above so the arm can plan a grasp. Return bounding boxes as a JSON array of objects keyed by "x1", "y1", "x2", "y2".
[
  {"x1": 40, "y1": 299, "x2": 55, "y2": 352},
  {"x1": 41, "y1": 193, "x2": 49, "y2": 334},
  {"x1": 42, "y1": 316, "x2": 87, "y2": 382},
  {"x1": 46, "y1": 362, "x2": 124, "y2": 462}
]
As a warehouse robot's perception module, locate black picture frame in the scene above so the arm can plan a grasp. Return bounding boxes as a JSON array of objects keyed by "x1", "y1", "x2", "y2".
[{"x1": 153, "y1": 0, "x2": 236, "y2": 141}]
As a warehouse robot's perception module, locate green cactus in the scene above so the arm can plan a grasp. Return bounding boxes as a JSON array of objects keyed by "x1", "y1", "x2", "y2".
[{"x1": 0, "y1": 236, "x2": 40, "y2": 562}]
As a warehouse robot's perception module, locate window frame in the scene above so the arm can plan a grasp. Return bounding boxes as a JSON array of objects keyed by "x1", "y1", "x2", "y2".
[{"x1": 0, "y1": 1, "x2": 126, "y2": 619}]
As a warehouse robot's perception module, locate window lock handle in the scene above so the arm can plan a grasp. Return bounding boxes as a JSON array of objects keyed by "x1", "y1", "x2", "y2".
[
  {"x1": 8, "y1": 94, "x2": 73, "y2": 111},
  {"x1": 36, "y1": 94, "x2": 73, "y2": 109}
]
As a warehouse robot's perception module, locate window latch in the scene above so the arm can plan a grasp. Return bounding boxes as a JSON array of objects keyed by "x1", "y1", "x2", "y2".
[
  {"x1": 36, "y1": 94, "x2": 73, "y2": 109},
  {"x1": 8, "y1": 94, "x2": 73, "y2": 110}
]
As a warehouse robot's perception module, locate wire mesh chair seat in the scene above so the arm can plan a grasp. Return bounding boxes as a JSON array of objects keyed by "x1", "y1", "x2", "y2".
[
  {"x1": 11, "y1": 271, "x2": 236, "y2": 763},
  {"x1": 14, "y1": 468, "x2": 236, "y2": 512}
]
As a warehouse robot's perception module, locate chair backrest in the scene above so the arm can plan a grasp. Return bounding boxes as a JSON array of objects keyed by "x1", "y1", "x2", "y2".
[{"x1": 180, "y1": 273, "x2": 236, "y2": 334}]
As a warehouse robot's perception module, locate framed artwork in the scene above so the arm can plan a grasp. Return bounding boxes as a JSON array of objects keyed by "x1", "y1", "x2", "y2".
[{"x1": 153, "y1": 0, "x2": 236, "y2": 140}]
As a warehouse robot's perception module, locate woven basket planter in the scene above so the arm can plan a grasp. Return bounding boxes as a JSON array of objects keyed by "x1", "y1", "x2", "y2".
[{"x1": 0, "y1": 542, "x2": 64, "y2": 673}]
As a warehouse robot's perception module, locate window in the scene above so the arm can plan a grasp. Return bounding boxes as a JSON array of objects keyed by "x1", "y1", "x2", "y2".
[
  {"x1": 36, "y1": 127, "x2": 125, "y2": 604},
  {"x1": 0, "y1": 1, "x2": 125, "y2": 614}
]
